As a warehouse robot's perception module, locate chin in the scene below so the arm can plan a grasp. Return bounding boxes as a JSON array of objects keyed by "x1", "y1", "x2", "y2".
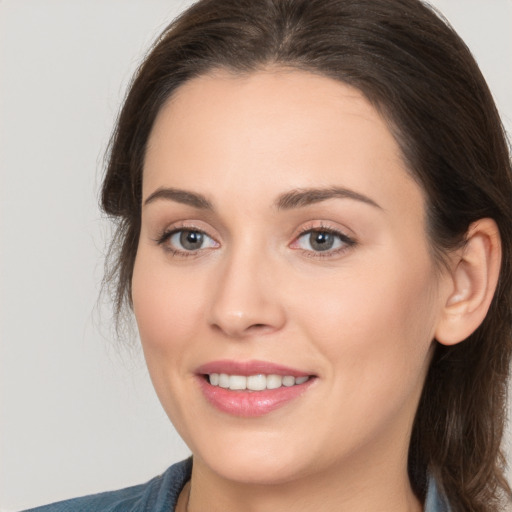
[
  {"x1": 203, "y1": 450, "x2": 311, "y2": 485},
  {"x1": 186, "y1": 426, "x2": 321, "y2": 486}
]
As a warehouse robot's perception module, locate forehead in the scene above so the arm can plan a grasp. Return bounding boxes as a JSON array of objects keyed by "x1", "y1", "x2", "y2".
[
  {"x1": 147, "y1": 68, "x2": 394, "y2": 162},
  {"x1": 143, "y1": 68, "x2": 420, "y2": 212}
]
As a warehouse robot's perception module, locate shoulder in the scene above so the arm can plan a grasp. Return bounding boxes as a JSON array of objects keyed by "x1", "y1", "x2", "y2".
[{"x1": 22, "y1": 458, "x2": 192, "y2": 512}]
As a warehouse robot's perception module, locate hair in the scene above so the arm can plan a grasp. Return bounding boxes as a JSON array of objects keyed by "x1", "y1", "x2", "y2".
[{"x1": 101, "y1": 0, "x2": 512, "y2": 509}]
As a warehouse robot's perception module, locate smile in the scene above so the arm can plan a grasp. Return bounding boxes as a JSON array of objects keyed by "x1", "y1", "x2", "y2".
[
  {"x1": 208, "y1": 373, "x2": 310, "y2": 390},
  {"x1": 196, "y1": 361, "x2": 316, "y2": 417}
]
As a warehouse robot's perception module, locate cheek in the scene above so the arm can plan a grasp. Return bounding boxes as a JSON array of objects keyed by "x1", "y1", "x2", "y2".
[
  {"x1": 131, "y1": 248, "x2": 210, "y2": 439},
  {"x1": 293, "y1": 249, "x2": 439, "y2": 399},
  {"x1": 131, "y1": 248, "x2": 206, "y2": 360},
  {"x1": 290, "y1": 258, "x2": 438, "y2": 452}
]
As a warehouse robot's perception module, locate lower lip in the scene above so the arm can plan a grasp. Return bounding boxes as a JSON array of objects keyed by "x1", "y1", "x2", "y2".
[{"x1": 197, "y1": 376, "x2": 315, "y2": 417}]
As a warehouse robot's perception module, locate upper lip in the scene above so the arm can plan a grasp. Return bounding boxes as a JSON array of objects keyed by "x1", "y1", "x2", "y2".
[{"x1": 196, "y1": 359, "x2": 313, "y2": 377}]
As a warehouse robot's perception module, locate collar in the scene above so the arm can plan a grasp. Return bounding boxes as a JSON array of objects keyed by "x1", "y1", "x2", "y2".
[{"x1": 424, "y1": 475, "x2": 452, "y2": 512}]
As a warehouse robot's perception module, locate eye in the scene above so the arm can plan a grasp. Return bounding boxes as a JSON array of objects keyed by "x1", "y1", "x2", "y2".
[
  {"x1": 293, "y1": 228, "x2": 355, "y2": 254},
  {"x1": 157, "y1": 228, "x2": 218, "y2": 254}
]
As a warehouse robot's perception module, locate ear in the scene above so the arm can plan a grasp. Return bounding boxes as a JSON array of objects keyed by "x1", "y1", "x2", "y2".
[{"x1": 435, "y1": 218, "x2": 502, "y2": 346}]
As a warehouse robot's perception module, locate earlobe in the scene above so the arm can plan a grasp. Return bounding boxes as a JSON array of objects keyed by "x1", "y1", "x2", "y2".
[{"x1": 435, "y1": 218, "x2": 502, "y2": 346}]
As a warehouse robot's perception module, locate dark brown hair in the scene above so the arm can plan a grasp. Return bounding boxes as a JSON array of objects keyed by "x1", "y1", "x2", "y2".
[{"x1": 101, "y1": 0, "x2": 512, "y2": 509}]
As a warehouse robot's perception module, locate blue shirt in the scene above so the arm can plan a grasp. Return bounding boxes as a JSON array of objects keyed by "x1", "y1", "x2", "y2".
[{"x1": 23, "y1": 458, "x2": 451, "y2": 511}]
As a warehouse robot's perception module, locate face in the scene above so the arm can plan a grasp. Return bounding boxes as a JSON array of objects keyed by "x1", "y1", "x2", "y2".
[{"x1": 132, "y1": 69, "x2": 447, "y2": 486}]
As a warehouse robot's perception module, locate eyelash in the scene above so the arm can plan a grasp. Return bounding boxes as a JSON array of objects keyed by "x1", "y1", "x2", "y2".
[
  {"x1": 154, "y1": 225, "x2": 217, "y2": 258},
  {"x1": 292, "y1": 224, "x2": 357, "y2": 259},
  {"x1": 154, "y1": 224, "x2": 357, "y2": 259}
]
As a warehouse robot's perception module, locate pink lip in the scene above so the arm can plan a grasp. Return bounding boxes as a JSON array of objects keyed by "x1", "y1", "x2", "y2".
[
  {"x1": 196, "y1": 360, "x2": 316, "y2": 417},
  {"x1": 196, "y1": 359, "x2": 311, "y2": 377}
]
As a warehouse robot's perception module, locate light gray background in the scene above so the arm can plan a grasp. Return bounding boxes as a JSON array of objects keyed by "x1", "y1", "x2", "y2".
[{"x1": 1, "y1": 1, "x2": 511, "y2": 511}]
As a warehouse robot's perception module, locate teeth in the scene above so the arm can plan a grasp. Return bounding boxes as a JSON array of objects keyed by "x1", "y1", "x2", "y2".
[
  {"x1": 282, "y1": 376, "x2": 295, "y2": 387},
  {"x1": 266, "y1": 374, "x2": 282, "y2": 389},
  {"x1": 229, "y1": 375, "x2": 246, "y2": 390},
  {"x1": 247, "y1": 374, "x2": 267, "y2": 391},
  {"x1": 207, "y1": 373, "x2": 310, "y2": 390},
  {"x1": 218, "y1": 373, "x2": 230, "y2": 388}
]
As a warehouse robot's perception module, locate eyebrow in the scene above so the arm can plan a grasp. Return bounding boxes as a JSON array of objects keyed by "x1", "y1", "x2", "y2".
[
  {"x1": 143, "y1": 185, "x2": 381, "y2": 211},
  {"x1": 144, "y1": 187, "x2": 213, "y2": 209},
  {"x1": 276, "y1": 187, "x2": 382, "y2": 210}
]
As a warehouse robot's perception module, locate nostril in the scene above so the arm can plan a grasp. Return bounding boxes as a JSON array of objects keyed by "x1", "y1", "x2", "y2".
[{"x1": 246, "y1": 323, "x2": 273, "y2": 333}]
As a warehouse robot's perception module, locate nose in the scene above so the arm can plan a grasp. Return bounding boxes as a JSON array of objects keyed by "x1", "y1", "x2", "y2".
[{"x1": 207, "y1": 246, "x2": 287, "y2": 339}]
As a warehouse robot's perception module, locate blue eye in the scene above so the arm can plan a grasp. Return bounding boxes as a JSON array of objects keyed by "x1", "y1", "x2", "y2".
[{"x1": 295, "y1": 229, "x2": 354, "y2": 253}]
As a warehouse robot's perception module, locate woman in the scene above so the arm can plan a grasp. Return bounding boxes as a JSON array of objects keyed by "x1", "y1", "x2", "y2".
[{"x1": 24, "y1": 0, "x2": 512, "y2": 510}]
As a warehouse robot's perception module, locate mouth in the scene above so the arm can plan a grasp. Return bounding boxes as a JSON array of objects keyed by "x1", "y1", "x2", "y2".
[
  {"x1": 196, "y1": 360, "x2": 317, "y2": 417},
  {"x1": 206, "y1": 373, "x2": 311, "y2": 391}
]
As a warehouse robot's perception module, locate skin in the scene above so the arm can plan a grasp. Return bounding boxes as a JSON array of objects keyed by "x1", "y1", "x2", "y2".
[{"x1": 132, "y1": 68, "x2": 456, "y2": 512}]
